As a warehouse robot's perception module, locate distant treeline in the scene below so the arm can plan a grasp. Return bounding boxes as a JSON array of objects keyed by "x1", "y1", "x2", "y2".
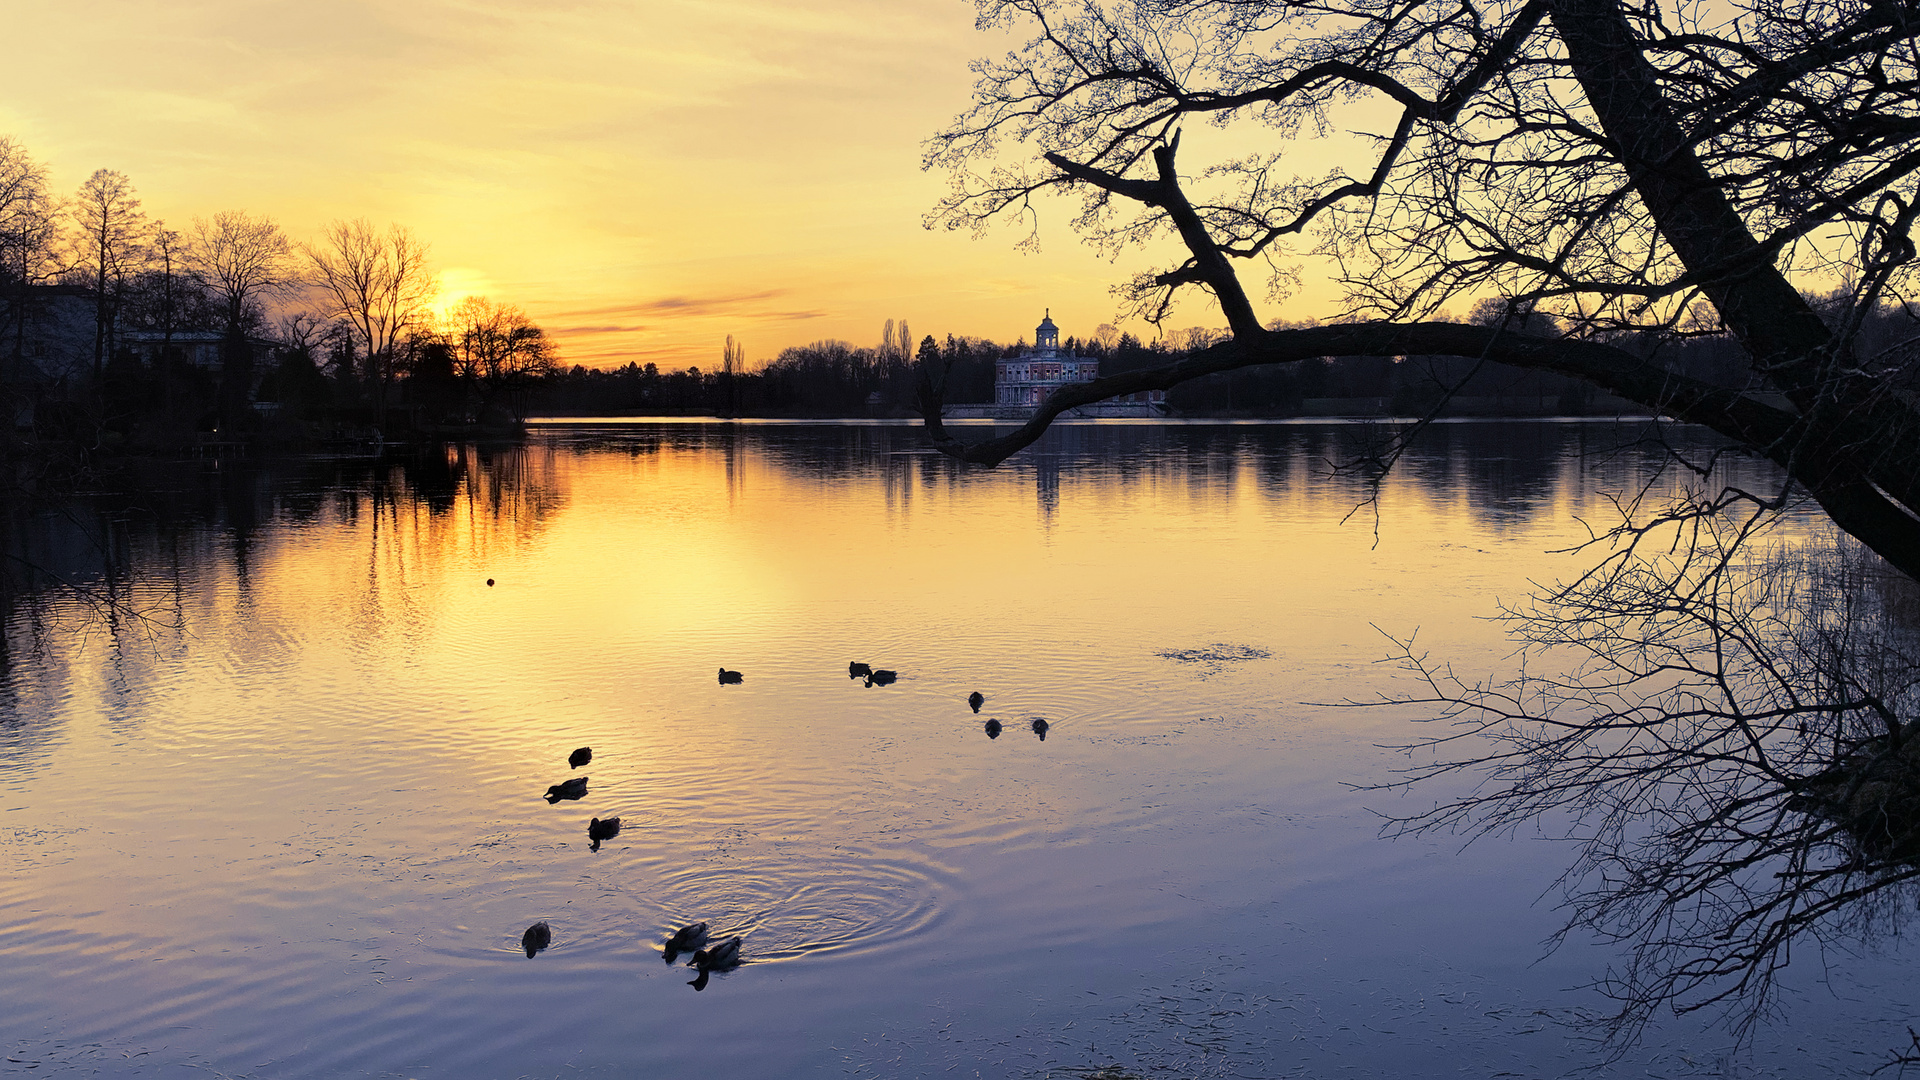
[
  {"x1": 527, "y1": 304, "x2": 1905, "y2": 419},
  {"x1": 535, "y1": 334, "x2": 998, "y2": 417}
]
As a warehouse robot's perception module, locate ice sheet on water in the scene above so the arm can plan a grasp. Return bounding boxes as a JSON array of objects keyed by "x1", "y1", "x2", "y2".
[{"x1": 1155, "y1": 643, "x2": 1273, "y2": 678}]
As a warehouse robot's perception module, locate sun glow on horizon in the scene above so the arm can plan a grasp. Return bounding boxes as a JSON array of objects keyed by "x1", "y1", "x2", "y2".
[{"x1": 431, "y1": 267, "x2": 498, "y2": 324}]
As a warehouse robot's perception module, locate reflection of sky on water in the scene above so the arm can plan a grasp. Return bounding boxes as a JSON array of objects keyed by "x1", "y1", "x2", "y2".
[{"x1": 0, "y1": 421, "x2": 1900, "y2": 1079}]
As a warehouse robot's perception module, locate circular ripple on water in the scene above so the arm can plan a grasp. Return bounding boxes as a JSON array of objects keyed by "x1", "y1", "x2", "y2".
[{"x1": 649, "y1": 847, "x2": 959, "y2": 964}]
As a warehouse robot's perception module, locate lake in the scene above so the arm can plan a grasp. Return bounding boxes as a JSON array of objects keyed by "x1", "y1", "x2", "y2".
[{"x1": 2, "y1": 419, "x2": 1912, "y2": 1079}]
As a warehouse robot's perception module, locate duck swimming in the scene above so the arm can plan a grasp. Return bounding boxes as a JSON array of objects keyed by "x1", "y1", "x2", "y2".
[
  {"x1": 865, "y1": 669, "x2": 897, "y2": 687},
  {"x1": 849, "y1": 661, "x2": 872, "y2": 680},
  {"x1": 718, "y1": 668, "x2": 744, "y2": 684},
  {"x1": 968, "y1": 691, "x2": 984, "y2": 713},
  {"x1": 545, "y1": 776, "x2": 589, "y2": 803},
  {"x1": 690, "y1": 936, "x2": 742, "y2": 970},
  {"x1": 686, "y1": 935, "x2": 743, "y2": 991},
  {"x1": 985, "y1": 718, "x2": 1002, "y2": 739},
  {"x1": 664, "y1": 922, "x2": 709, "y2": 963},
  {"x1": 587, "y1": 816, "x2": 621, "y2": 850},
  {"x1": 522, "y1": 921, "x2": 551, "y2": 958},
  {"x1": 569, "y1": 746, "x2": 592, "y2": 768},
  {"x1": 1032, "y1": 718, "x2": 1049, "y2": 741}
]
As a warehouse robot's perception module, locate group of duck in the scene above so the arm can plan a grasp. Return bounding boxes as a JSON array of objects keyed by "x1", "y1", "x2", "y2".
[
  {"x1": 721, "y1": 662, "x2": 900, "y2": 688},
  {"x1": 965, "y1": 683, "x2": 1050, "y2": 740},
  {"x1": 524, "y1": 744, "x2": 744, "y2": 990},
  {"x1": 663, "y1": 921, "x2": 741, "y2": 990},
  {"x1": 845, "y1": 662, "x2": 898, "y2": 688},
  {"x1": 541, "y1": 747, "x2": 620, "y2": 849},
  {"x1": 727, "y1": 661, "x2": 1049, "y2": 740},
  {"x1": 518, "y1": 659, "x2": 1052, "y2": 990}
]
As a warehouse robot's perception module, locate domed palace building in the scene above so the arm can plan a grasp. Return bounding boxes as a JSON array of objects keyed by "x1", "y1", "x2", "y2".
[{"x1": 994, "y1": 312, "x2": 1167, "y2": 413}]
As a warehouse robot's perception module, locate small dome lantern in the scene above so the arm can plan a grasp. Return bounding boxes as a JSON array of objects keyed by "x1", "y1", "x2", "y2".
[{"x1": 1035, "y1": 309, "x2": 1059, "y2": 353}]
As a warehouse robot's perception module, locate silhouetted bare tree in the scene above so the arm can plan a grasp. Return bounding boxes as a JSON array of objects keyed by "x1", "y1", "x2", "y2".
[
  {"x1": 124, "y1": 225, "x2": 212, "y2": 356},
  {"x1": 923, "y1": 0, "x2": 1920, "y2": 580},
  {"x1": 720, "y1": 334, "x2": 745, "y2": 416},
  {"x1": 922, "y1": 0, "x2": 1920, "y2": 1057},
  {"x1": 188, "y1": 210, "x2": 295, "y2": 425},
  {"x1": 302, "y1": 219, "x2": 433, "y2": 415},
  {"x1": 444, "y1": 296, "x2": 556, "y2": 423},
  {"x1": 0, "y1": 137, "x2": 60, "y2": 379},
  {"x1": 66, "y1": 169, "x2": 148, "y2": 380}
]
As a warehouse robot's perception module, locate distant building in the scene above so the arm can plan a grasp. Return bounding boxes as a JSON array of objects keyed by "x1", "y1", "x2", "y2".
[
  {"x1": 0, "y1": 284, "x2": 94, "y2": 386},
  {"x1": 994, "y1": 311, "x2": 1166, "y2": 411},
  {"x1": 0, "y1": 286, "x2": 275, "y2": 382},
  {"x1": 121, "y1": 330, "x2": 228, "y2": 370},
  {"x1": 121, "y1": 330, "x2": 277, "y2": 374},
  {"x1": 995, "y1": 311, "x2": 1095, "y2": 406}
]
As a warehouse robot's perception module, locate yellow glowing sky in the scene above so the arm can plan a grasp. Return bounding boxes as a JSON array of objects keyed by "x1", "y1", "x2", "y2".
[{"x1": 5, "y1": 0, "x2": 1351, "y2": 370}]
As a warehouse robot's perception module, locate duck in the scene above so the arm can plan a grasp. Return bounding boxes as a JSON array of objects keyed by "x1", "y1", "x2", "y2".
[
  {"x1": 686, "y1": 936, "x2": 743, "y2": 991},
  {"x1": 664, "y1": 922, "x2": 709, "y2": 963},
  {"x1": 865, "y1": 669, "x2": 897, "y2": 687},
  {"x1": 522, "y1": 921, "x2": 551, "y2": 958},
  {"x1": 587, "y1": 816, "x2": 621, "y2": 850},
  {"x1": 968, "y1": 691, "x2": 984, "y2": 713},
  {"x1": 691, "y1": 936, "x2": 742, "y2": 970},
  {"x1": 1032, "y1": 717, "x2": 1050, "y2": 741},
  {"x1": 718, "y1": 668, "x2": 744, "y2": 684},
  {"x1": 849, "y1": 661, "x2": 872, "y2": 680},
  {"x1": 569, "y1": 746, "x2": 592, "y2": 768},
  {"x1": 544, "y1": 776, "x2": 589, "y2": 803},
  {"x1": 984, "y1": 718, "x2": 1002, "y2": 739}
]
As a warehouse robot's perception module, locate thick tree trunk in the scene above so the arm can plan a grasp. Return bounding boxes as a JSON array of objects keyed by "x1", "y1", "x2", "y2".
[
  {"x1": 1544, "y1": 0, "x2": 1920, "y2": 573},
  {"x1": 1546, "y1": 0, "x2": 1832, "y2": 382}
]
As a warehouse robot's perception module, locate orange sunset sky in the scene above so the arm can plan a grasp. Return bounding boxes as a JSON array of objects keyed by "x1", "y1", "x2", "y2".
[{"x1": 5, "y1": 0, "x2": 1358, "y2": 370}]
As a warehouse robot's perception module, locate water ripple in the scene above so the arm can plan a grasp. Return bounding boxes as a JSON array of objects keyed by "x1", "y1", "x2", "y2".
[{"x1": 647, "y1": 846, "x2": 961, "y2": 963}]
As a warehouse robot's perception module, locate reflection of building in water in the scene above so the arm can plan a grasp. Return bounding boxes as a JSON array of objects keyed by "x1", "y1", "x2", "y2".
[
  {"x1": 1032, "y1": 453, "x2": 1061, "y2": 527},
  {"x1": 994, "y1": 312, "x2": 1167, "y2": 411}
]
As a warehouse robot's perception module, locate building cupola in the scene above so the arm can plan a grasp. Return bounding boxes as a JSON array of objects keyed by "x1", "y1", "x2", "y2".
[{"x1": 1035, "y1": 309, "x2": 1059, "y2": 354}]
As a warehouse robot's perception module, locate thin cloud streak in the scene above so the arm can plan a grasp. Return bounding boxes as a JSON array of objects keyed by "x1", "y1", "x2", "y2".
[{"x1": 554, "y1": 291, "x2": 792, "y2": 319}]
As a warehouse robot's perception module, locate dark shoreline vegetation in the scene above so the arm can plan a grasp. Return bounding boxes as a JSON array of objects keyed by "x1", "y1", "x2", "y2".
[{"x1": 13, "y1": 303, "x2": 1913, "y2": 468}]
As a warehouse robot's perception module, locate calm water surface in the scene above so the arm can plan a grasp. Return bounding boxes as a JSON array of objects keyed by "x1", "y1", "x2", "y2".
[{"x1": 2, "y1": 420, "x2": 1912, "y2": 1078}]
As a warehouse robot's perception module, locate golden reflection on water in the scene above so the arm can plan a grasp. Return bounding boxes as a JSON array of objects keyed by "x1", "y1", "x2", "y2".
[{"x1": 0, "y1": 421, "x2": 1880, "y2": 1080}]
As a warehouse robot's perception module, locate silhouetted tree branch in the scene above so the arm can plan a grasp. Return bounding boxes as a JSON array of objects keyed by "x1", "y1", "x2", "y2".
[{"x1": 923, "y1": 0, "x2": 1920, "y2": 579}]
